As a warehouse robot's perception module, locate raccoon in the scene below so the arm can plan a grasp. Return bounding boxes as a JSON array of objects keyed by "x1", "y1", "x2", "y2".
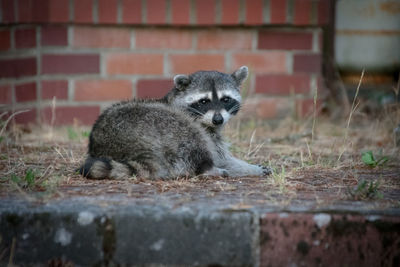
[{"x1": 79, "y1": 66, "x2": 271, "y2": 179}]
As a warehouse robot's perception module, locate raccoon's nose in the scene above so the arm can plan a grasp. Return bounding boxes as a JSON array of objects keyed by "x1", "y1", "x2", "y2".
[{"x1": 212, "y1": 113, "x2": 224, "y2": 125}]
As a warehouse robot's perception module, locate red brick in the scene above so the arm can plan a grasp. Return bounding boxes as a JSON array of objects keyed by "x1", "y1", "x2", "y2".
[
  {"x1": 42, "y1": 54, "x2": 99, "y2": 74},
  {"x1": 41, "y1": 106, "x2": 100, "y2": 125},
  {"x1": 147, "y1": 0, "x2": 166, "y2": 24},
  {"x1": 318, "y1": 0, "x2": 331, "y2": 25},
  {"x1": 135, "y1": 29, "x2": 192, "y2": 49},
  {"x1": 74, "y1": 0, "x2": 93, "y2": 23},
  {"x1": 245, "y1": 98, "x2": 277, "y2": 119},
  {"x1": 0, "y1": 58, "x2": 37, "y2": 78},
  {"x1": 15, "y1": 82, "x2": 37, "y2": 102},
  {"x1": 196, "y1": 0, "x2": 215, "y2": 25},
  {"x1": 41, "y1": 80, "x2": 68, "y2": 100},
  {"x1": 2, "y1": 0, "x2": 16, "y2": 23},
  {"x1": 0, "y1": 30, "x2": 11, "y2": 51},
  {"x1": 221, "y1": 0, "x2": 239, "y2": 25},
  {"x1": 98, "y1": 0, "x2": 118, "y2": 23},
  {"x1": 258, "y1": 31, "x2": 313, "y2": 50},
  {"x1": 232, "y1": 52, "x2": 287, "y2": 74},
  {"x1": 73, "y1": 27, "x2": 130, "y2": 48},
  {"x1": 106, "y1": 53, "x2": 164, "y2": 75},
  {"x1": 255, "y1": 74, "x2": 310, "y2": 95},
  {"x1": 122, "y1": 0, "x2": 142, "y2": 24},
  {"x1": 169, "y1": 54, "x2": 225, "y2": 74},
  {"x1": 17, "y1": 0, "x2": 35, "y2": 23},
  {"x1": 294, "y1": 0, "x2": 312, "y2": 25},
  {"x1": 14, "y1": 108, "x2": 37, "y2": 124},
  {"x1": 293, "y1": 53, "x2": 322, "y2": 73},
  {"x1": 270, "y1": 0, "x2": 286, "y2": 24},
  {"x1": 241, "y1": 97, "x2": 291, "y2": 119},
  {"x1": 296, "y1": 98, "x2": 323, "y2": 117},
  {"x1": 0, "y1": 84, "x2": 12, "y2": 104},
  {"x1": 171, "y1": 0, "x2": 190, "y2": 25},
  {"x1": 75, "y1": 80, "x2": 132, "y2": 101},
  {"x1": 245, "y1": 0, "x2": 263, "y2": 25},
  {"x1": 136, "y1": 79, "x2": 173, "y2": 99},
  {"x1": 15, "y1": 28, "x2": 36, "y2": 49},
  {"x1": 41, "y1": 26, "x2": 68, "y2": 46},
  {"x1": 48, "y1": 0, "x2": 69, "y2": 23},
  {"x1": 197, "y1": 30, "x2": 252, "y2": 50},
  {"x1": 18, "y1": 0, "x2": 69, "y2": 23}
]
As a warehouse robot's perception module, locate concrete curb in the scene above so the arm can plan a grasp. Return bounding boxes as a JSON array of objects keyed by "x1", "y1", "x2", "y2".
[
  {"x1": 0, "y1": 198, "x2": 258, "y2": 266},
  {"x1": 1, "y1": 197, "x2": 399, "y2": 266}
]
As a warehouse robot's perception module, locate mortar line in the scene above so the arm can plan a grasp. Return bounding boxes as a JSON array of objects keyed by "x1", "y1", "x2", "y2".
[
  {"x1": 262, "y1": 0, "x2": 270, "y2": 24},
  {"x1": 239, "y1": 0, "x2": 245, "y2": 24},
  {"x1": 225, "y1": 51, "x2": 232, "y2": 72},
  {"x1": 117, "y1": 0, "x2": 122, "y2": 24},
  {"x1": 132, "y1": 76, "x2": 138, "y2": 98},
  {"x1": 130, "y1": 28, "x2": 136, "y2": 50},
  {"x1": 69, "y1": 0, "x2": 74, "y2": 22},
  {"x1": 251, "y1": 29, "x2": 257, "y2": 51},
  {"x1": 10, "y1": 26, "x2": 15, "y2": 50},
  {"x1": 286, "y1": 51, "x2": 293, "y2": 74},
  {"x1": 166, "y1": 0, "x2": 172, "y2": 24},
  {"x1": 14, "y1": 0, "x2": 19, "y2": 22},
  {"x1": 163, "y1": 52, "x2": 170, "y2": 76},
  {"x1": 67, "y1": 25, "x2": 73, "y2": 48},
  {"x1": 93, "y1": 0, "x2": 99, "y2": 24},
  {"x1": 215, "y1": 0, "x2": 222, "y2": 25},
  {"x1": 142, "y1": 0, "x2": 147, "y2": 24},
  {"x1": 189, "y1": 0, "x2": 196, "y2": 25},
  {"x1": 312, "y1": 29, "x2": 319, "y2": 53},
  {"x1": 286, "y1": 0, "x2": 294, "y2": 24}
]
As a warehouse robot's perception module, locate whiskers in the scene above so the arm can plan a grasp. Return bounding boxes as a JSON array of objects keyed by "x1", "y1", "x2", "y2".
[{"x1": 186, "y1": 107, "x2": 205, "y2": 117}]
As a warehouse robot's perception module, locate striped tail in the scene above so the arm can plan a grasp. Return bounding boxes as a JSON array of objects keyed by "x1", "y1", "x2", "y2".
[{"x1": 79, "y1": 157, "x2": 134, "y2": 179}]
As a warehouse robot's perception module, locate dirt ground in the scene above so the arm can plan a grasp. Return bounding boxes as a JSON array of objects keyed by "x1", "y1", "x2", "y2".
[{"x1": 1, "y1": 109, "x2": 399, "y2": 211}]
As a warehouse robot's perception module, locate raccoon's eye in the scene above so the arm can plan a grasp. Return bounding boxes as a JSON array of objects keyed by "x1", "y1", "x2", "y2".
[
  {"x1": 199, "y1": 98, "x2": 210, "y2": 105},
  {"x1": 221, "y1": 96, "x2": 231, "y2": 103}
]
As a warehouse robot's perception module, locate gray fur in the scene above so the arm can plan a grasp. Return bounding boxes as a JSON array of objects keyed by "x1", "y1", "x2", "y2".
[{"x1": 79, "y1": 66, "x2": 271, "y2": 179}]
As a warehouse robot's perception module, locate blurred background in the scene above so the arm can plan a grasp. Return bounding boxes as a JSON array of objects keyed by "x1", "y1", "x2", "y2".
[{"x1": 0, "y1": 0, "x2": 399, "y2": 125}]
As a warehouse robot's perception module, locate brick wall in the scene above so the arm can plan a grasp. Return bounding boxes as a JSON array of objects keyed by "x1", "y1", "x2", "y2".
[{"x1": 0, "y1": 0, "x2": 332, "y2": 125}]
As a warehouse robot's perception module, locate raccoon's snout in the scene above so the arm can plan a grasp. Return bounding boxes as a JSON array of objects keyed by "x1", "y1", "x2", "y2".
[{"x1": 212, "y1": 113, "x2": 224, "y2": 125}]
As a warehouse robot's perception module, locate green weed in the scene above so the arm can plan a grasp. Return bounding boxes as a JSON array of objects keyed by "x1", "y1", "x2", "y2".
[
  {"x1": 67, "y1": 127, "x2": 90, "y2": 140},
  {"x1": 9, "y1": 169, "x2": 40, "y2": 189},
  {"x1": 67, "y1": 127, "x2": 79, "y2": 140},
  {"x1": 81, "y1": 131, "x2": 90, "y2": 138},
  {"x1": 347, "y1": 179, "x2": 383, "y2": 200},
  {"x1": 361, "y1": 151, "x2": 388, "y2": 168}
]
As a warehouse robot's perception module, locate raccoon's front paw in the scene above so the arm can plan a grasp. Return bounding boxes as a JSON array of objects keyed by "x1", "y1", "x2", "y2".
[{"x1": 258, "y1": 165, "x2": 272, "y2": 176}]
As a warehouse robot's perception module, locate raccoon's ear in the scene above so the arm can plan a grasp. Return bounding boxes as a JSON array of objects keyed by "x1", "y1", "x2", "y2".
[
  {"x1": 173, "y1": 74, "x2": 191, "y2": 91},
  {"x1": 231, "y1": 66, "x2": 249, "y2": 86}
]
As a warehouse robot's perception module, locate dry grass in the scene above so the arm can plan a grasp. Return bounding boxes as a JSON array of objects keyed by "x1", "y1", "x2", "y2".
[{"x1": 0, "y1": 100, "x2": 399, "y2": 208}]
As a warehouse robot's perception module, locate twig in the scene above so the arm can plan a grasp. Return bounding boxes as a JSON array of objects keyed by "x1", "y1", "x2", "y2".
[
  {"x1": 337, "y1": 69, "x2": 364, "y2": 162},
  {"x1": 311, "y1": 86, "x2": 318, "y2": 143},
  {"x1": 0, "y1": 109, "x2": 30, "y2": 138},
  {"x1": 247, "y1": 130, "x2": 256, "y2": 158}
]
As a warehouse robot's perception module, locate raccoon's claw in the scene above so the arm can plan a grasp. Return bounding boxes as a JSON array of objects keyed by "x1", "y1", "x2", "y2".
[{"x1": 258, "y1": 165, "x2": 272, "y2": 176}]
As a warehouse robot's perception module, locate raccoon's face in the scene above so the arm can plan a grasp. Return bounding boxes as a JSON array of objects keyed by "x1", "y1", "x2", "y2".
[{"x1": 167, "y1": 66, "x2": 249, "y2": 128}]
